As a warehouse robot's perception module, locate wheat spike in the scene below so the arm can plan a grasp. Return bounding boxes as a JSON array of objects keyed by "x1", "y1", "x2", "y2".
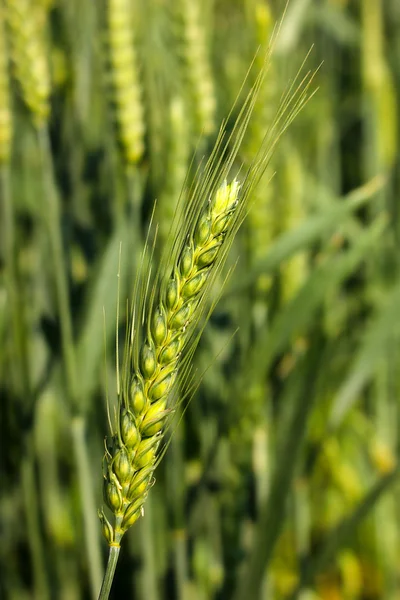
[
  {"x1": 99, "y1": 179, "x2": 241, "y2": 545},
  {"x1": 98, "y1": 41, "x2": 317, "y2": 546},
  {"x1": 5, "y1": 0, "x2": 50, "y2": 126},
  {"x1": 106, "y1": 0, "x2": 145, "y2": 165}
]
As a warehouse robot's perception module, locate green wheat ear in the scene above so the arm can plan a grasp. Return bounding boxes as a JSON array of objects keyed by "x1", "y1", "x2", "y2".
[
  {"x1": 99, "y1": 54, "x2": 316, "y2": 536},
  {"x1": 97, "y1": 30, "x2": 317, "y2": 596},
  {"x1": 99, "y1": 178, "x2": 241, "y2": 544}
]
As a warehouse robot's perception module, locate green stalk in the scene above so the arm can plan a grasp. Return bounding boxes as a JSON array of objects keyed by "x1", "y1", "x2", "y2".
[
  {"x1": 126, "y1": 166, "x2": 144, "y2": 286},
  {"x1": 37, "y1": 124, "x2": 77, "y2": 406},
  {"x1": 233, "y1": 333, "x2": 324, "y2": 600},
  {"x1": 72, "y1": 416, "x2": 104, "y2": 597},
  {"x1": 1, "y1": 164, "x2": 30, "y2": 398},
  {"x1": 98, "y1": 545, "x2": 121, "y2": 600},
  {"x1": 138, "y1": 497, "x2": 160, "y2": 600},
  {"x1": 126, "y1": 165, "x2": 142, "y2": 226},
  {"x1": 21, "y1": 455, "x2": 51, "y2": 600},
  {"x1": 168, "y1": 422, "x2": 188, "y2": 600},
  {"x1": 173, "y1": 532, "x2": 188, "y2": 600},
  {"x1": 37, "y1": 125, "x2": 103, "y2": 598},
  {"x1": 2, "y1": 161, "x2": 51, "y2": 599}
]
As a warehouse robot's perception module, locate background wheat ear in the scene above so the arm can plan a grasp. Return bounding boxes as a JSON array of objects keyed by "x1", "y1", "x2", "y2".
[
  {"x1": 5, "y1": 0, "x2": 51, "y2": 126},
  {"x1": 106, "y1": 0, "x2": 145, "y2": 167}
]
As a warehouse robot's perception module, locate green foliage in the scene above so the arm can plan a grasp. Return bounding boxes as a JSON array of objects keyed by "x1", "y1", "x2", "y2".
[{"x1": 0, "y1": 0, "x2": 399, "y2": 599}]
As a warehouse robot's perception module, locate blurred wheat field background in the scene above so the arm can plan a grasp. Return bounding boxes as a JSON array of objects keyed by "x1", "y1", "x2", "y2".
[{"x1": 0, "y1": 0, "x2": 399, "y2": 599}]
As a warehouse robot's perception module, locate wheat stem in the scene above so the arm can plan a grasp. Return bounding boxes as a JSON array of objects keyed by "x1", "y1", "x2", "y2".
[
  {"x1": 233, "y1": 333, "x2": 324, "y2": 600},
  {"x1": 21, "y1": 455, "x2": 51, "y2": 600},
  {"x1": 126, "y1": 165, "x2": 143, "y2": 243},
  {"x1": 168, "y1": 416, "x2": 188, "y2": 600},
  {"x1": 98, "y1": 545, "x2": 121, "y2": 600},
  {"x1": 38, "y1": 127, "x2": 103, "y2": 598},
  {"x1": 3, "y1": 161, "x2": 51, "y2": 597},
  {"x1": 38, "y1": 125, "x2": 78, "y2": 405},
  {"x1": 1, "y1": 164, "x2": 30, "y2": 396},
  {"x1": 72, "y1": 417, "x2": 104, "y2": 598},
  {"x1": 138, "y1": 497, "x2": 160, "y2": 600}
]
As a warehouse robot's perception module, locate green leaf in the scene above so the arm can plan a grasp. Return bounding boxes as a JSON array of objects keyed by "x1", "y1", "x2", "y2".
[
  {"x1": 229, "y1": 175, "x2": 385, "y2": 295},
  {"x1": 232, "y1": 333, "x2": 325, "y2": 600},
  {"x1": 76, "y1": 220, "x2": 134, "y2": 409},
  {"x1": 295, "y1": 468, "x2": 399, "y2": 593},
  {"x1": 250, "y1": 215, "x2": 386, "y2": 373},
  {"x1": 329, "y1": 279, "x2": 400, "y2": 429}
]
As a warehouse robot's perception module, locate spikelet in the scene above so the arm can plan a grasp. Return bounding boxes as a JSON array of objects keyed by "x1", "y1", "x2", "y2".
[
  {"x1": 106, "y1": 0, "x2": 145, "y2": 165},
  {"x1": 176, "y1": 0, "x2": 216, "y2": 137},
  {"x1": 0, "y1": 4, "x2": 12, "y2": 164},
  {"x1": 157, "y1": 96, "x2": 189, "y2": 246},
  {"x1": 5, "y1": 0, "x2": 50, "y2": 126},
  {"x1": 100, "y1": 180, "x2": 242, "y2": 545}
]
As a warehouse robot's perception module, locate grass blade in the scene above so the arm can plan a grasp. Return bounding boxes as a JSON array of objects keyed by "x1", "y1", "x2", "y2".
[
  {"x1": 329, "y1": 280, "x2": 400, "y2": 429},
  {"x1": 229, "y1": 174, "x2": 385, "y2": 294},
  {"x1": 293, "y1": 467, "x2": 399, "y2": 595}
]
